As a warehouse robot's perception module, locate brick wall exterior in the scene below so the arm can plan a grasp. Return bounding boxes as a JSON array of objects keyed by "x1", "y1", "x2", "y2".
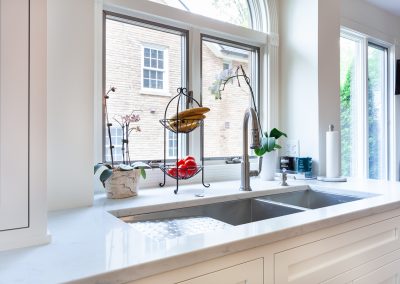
[{"x1": 105, "y1": 18, "x2": 250, "y2": 162}]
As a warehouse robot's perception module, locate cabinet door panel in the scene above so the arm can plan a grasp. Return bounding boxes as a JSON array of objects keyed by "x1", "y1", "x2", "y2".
[
  {"x1": 275, "y1": 217, "x2": 400, "y2": 284},
  {"x1": 178, "y1": 258, "x2": 263, "y2": 284},
  {"x1": 353, "y1": 258, "x2": 400, "y2": 284},
  {"x1": 0, "y1": 0, "x2": 29, "y2": 231}
]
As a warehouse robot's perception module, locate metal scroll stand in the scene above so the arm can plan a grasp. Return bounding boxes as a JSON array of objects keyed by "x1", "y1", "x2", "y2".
[{"x1": 159, "y1": 87, "x2": 210, "y2": 194}]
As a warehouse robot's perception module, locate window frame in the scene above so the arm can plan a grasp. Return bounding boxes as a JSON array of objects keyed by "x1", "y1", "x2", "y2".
[
  {"x1": 102, "y1": 12, "x2": 189, "y2": 163},
  {"x1": 98, "y1": 0, "x2": 277, "y2": 187},
  {"x1": 200, "y1": 34, "x2": 261, "y2": 160},
  {"x1": 340, "y1": 28, "x2": 393, "y2": 180}
]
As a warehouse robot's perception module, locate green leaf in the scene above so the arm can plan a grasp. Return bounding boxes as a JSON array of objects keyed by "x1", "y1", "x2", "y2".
[
  {"x1": 99, "y1": 169, "x2": 113, "y2": 184},
  {"x1": 266, "y1": 137, "x2": 276, "y2": 152},
  {"x1": 254, "y1": 136, "x2": 276, "y2": 156},
  {"x1": 119, "y1": 164, "x2": 134, "y2": 171},
  {"x1": 140, "y1": 168, "x2": 146, "y2": 179},
  {"x1": 94, "y1": 163, "x2": 103, "y2": 174},
  {"x1": 274, "y1": 144, "x2": 282, "y2": 149},
  {"x1": 131, "y1": 162, "x2": 151, "y2": 169},
  {"x1": 269, "y1": 128, "x2": 287, "y2": 140},
  {"x1": 94, "y1": 163, "x2": 111, "y2": 174}
]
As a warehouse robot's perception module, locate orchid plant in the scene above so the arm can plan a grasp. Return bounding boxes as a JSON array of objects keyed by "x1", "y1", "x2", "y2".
[
  {"x1": 210, "y1": 65, "x2": 287, "y2": 157},
  {"x1": 94, "y1": 86, "x2": 150, "y2": 187}
]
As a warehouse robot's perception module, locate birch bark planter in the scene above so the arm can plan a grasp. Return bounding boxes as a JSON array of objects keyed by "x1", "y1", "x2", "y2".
[
  {"x1": 105, "y1": 169, "x2": 140, "y2": 199},
  {"x1": 260, "y1": 151, "x2": 278, "y2": 181}
]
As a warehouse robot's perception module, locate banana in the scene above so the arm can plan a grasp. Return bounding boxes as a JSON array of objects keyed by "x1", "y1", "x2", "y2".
[
  {"x1": 169, "y1": 114, "x2": 206, "y2": 127},
  {"x1": 170, "y1": 121, "x2": 198, "y2": 133},
  {"x1": 169, "y1": 107, "x2": 210, "y2": 120}
]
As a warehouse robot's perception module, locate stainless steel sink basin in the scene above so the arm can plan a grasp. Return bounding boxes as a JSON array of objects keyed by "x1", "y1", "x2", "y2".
[
  {"x1": 119, "y1": 188, "x2": 374, "y2": 240},
  {"x1": 120, "y1": 198, "x2": 304, "y2": 240},
  {"x1": 258, "y1": 189, "x2": 364, "y2": 209}
]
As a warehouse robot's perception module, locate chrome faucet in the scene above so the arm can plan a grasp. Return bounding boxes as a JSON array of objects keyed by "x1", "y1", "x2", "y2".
[{"x1": 240, "y1": 107, "x2": 261, "y2": 191}]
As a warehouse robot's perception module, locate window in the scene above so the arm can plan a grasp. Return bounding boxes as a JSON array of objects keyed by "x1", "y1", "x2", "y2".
[
  {"x1": 340, "y1": 35, "x2": 360, "y2": 177},
  {"x1": 367, "y1": 44, "x2": 388, "y2": 179},
  {"x1": 223, "y1": 62, "x2": 231, "y2": 71},
  {"x1": 105, "y1": 127, "x2": 123, "y2": 162},
  {"x1": 168, "y1": 131, "x2": 177, "y2": 158},
  {"x1": 142, "y1": 46, "x2": 166, "y2": 90},
  {"x1": 102, "y1": 0, "x2": 270, "y2": 168},
  {"x1": 104, "y1": 16, "x2": 186, "y2": 162},
  {"x1": 147, "y1": 0, "x2": 253, "y2": 29},
  {"x1": 340, "y1": 30, "x2": 389, "y2": 180},
  {"x1": 201, "y1": 36, "x2": 259, "y2": 158}
]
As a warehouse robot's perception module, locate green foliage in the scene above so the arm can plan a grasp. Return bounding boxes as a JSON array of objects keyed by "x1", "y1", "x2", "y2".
[
  {"x1": 254, "y1": 128, "x2": 287, "y2": 157},
  {"x1": 340, "y1": 47, "x2": 382, "y2": 179},
  {"x1": 367, "y1": 48, "x2": 381, "y2": 179},
  {"x1": 211, "y1": 0, "x2": 251, "y2": 28},
  {"x1": 94, "y1": 162, "x2": 150, "y2": 187},
  {"x1": 94, "y1": 163, "x2": 113, "y2": 186},
  {"x1": 340, "y1": 66, "x2": 352, "y2": 177}
]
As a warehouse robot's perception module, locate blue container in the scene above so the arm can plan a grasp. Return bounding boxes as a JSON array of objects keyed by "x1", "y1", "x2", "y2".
[{"x1": 295, "y1": 157, "x2": 312, "y2": 174}]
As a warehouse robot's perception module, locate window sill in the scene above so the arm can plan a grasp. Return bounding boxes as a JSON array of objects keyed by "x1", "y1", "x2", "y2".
[{"x1": 140, "y1": 89, "x2": 171, "y2": 97}]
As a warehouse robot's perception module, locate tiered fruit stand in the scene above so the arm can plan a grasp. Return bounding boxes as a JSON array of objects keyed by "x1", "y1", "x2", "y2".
[{"x1": 159, "y1": 87, "x2": 210, "y2": 194}]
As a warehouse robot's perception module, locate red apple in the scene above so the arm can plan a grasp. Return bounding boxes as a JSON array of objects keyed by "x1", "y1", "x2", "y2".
[
  {"x1": 178, "y1": 165, "x2": 188, "y2": 178},
  {"x1": 167, "y1": 167, "x2": 178, "y2": 178},
  {"x1": 184, "y1": 159, "x2": 197, "y2": 177},
  {"x1": 184, "y1": 155, "x2": 196, "y2": 162},
  {"x1": 176, "y1": 159, "x2": 185, "y2": 167}
]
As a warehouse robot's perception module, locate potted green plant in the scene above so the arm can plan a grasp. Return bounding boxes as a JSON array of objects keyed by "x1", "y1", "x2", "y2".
[
  {"x1": 94, "y1": 87, "x2": 150, "y2": 199},
  {"x1": 254, "y1": 128, "x2": 287, "y2": 181}
]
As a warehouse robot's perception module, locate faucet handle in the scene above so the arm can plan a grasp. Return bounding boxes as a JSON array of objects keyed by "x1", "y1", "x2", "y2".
[{"x1": 281, "y1": 169, "x2": 289, "y2": 186}]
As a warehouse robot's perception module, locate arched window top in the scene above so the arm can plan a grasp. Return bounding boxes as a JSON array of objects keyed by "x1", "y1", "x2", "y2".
[{"x1": 148, "y1": 0, "x2": 254, "y2": 30}]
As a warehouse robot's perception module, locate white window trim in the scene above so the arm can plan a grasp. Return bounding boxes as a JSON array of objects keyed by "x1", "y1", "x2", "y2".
[
  {"x1": 340, "y1": 27, "x2": 396, "y2": 181},
  {"x1": 140, "y1": 43, "x2": 170, "y2": 96},
  {"x1": 96, "y1": 0, "x2": 279, "y2": 187}
]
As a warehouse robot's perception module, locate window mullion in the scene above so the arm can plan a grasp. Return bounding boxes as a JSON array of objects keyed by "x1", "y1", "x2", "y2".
[
  {"x1": 189, "y1": 28, "x2": 202, "y2": 159},
  {"x1": 361, "y1": 37, "x2": 369, "y2": 179}
]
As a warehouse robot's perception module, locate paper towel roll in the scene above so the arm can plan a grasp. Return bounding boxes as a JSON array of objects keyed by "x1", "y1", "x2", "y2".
[{"x1": 326, "y1": 128, "x2": 340, "y2": 178}]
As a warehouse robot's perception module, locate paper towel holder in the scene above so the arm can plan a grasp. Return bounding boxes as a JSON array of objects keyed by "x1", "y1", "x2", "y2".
[{"x1": 318, "y1": 124, "x2": 347, "y2": 182}]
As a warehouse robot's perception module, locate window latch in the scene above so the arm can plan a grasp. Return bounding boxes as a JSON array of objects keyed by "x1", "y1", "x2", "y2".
[
  {"x1": 225, "y1": 157, "x2": 241, "y2": 164},
  {"x1": 187, "y1": 90, "x2": 194, "y2": 105}
]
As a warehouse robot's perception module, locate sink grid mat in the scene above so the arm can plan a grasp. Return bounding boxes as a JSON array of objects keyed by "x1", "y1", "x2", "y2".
[{"x1": 128, "y1": 216, "x2": 231, "y2": 241}]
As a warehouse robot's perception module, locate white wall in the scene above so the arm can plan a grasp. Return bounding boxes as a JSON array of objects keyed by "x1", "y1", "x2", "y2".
[
  {"x1": 341, "y1": 0, "x2": 400, "y2": 180},
  {"x1": 279, "y1": 0, "x2": 340, "y2": 176},
  {"x1": 47, "y1": 0, "x2": 95, "y2": 210},
  {"x1": 341, "y1": 0, "x2": 400, "y2": 42}
]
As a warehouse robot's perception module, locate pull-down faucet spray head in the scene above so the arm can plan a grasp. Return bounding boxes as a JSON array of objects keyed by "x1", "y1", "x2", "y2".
[{"x1": 240, "y1": 107, "x2": 261, "y2": 191}]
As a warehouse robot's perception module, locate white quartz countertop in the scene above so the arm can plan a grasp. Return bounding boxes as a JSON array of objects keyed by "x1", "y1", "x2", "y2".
[{"x1": 1, "y1": 178, "x2": 400, "y2": 283}]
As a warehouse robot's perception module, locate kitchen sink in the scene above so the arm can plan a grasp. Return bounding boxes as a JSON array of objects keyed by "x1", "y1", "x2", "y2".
[
  {"x1": 257, "y1": 188, "x2": 365, "y2": 209},
  {"x1": 120, "y1": 198, "x2": 304, "y2": 240},
  {"x1": 119, "y1": 188, "x2": 374, "y2": 240}
]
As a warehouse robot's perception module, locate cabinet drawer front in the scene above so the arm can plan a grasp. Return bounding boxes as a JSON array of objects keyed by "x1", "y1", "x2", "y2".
[
  {"x1": 275, "y1": 216, "x2": 400, "y2": 284},
  {"x1": 177, "y1": 258, "x2": 263, "y2": 284}
]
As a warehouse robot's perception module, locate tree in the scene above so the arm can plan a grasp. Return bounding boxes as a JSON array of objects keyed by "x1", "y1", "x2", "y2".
[
  {"x1": 340, "y1": 66, "x2": 352, "y2": 177},
  {"x1": 211, "y1": 0, "x2": 251, "y2": 28}
]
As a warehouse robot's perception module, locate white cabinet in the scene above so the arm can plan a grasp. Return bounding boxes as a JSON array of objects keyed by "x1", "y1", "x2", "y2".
[
  {"x1": 322, "y1": 248, "x2": 400, "y2": 284},
  {"x1": 0, "y1": 0, "x2": 48, "y2": 250},
  {"x1": 178, "y1": 258, "x2": 264, "y2": 284},
  {"x1": 274, "y1": 216, "x2": 400, "y2": 284},
  {"x1": 352, "y1": 259, "x2": 400, "y2": 284}
]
